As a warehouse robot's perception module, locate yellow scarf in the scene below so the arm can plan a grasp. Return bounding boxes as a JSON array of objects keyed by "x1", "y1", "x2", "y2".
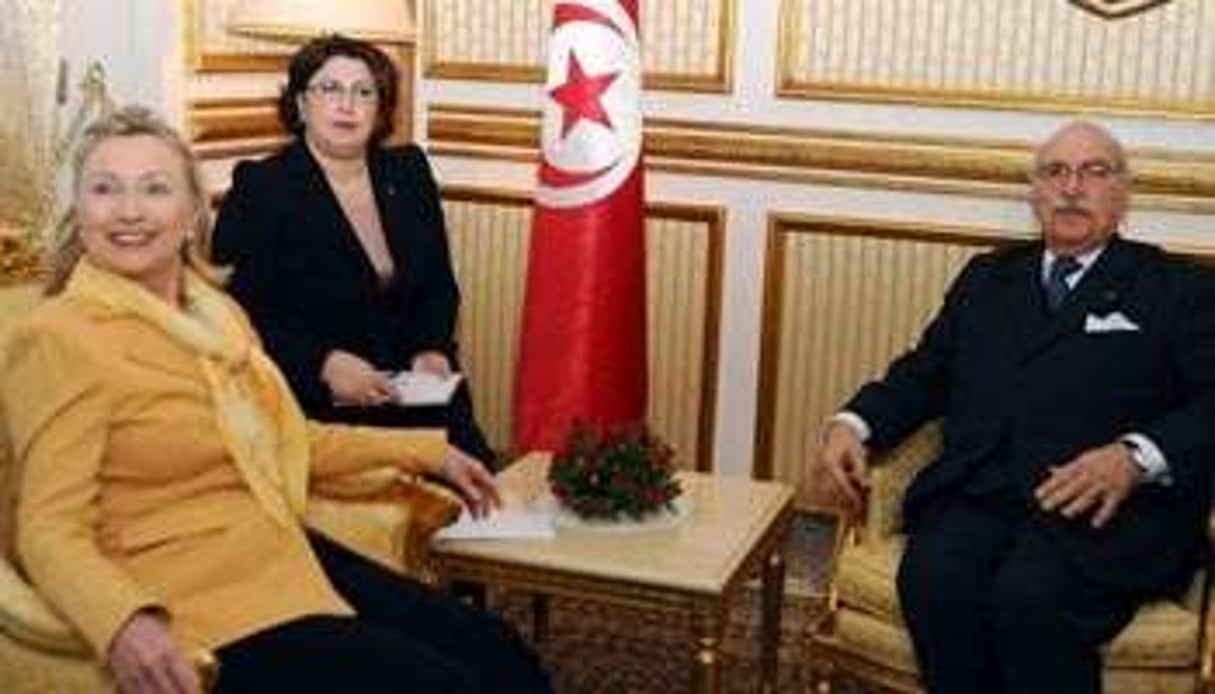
[{"x1": 65, "y1": 259, "x2": 309, "y2": 527}]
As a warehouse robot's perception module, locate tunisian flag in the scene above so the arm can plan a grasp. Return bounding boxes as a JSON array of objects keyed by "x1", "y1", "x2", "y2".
[{"x1": 513, "y1": 0, "x2": 647, "y2": 452}]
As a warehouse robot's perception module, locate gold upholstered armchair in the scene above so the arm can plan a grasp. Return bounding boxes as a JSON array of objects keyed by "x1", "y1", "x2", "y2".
[
  {"x1": 0, "y1": 282, "x2": 462, "y2": 693},
  {"x1": 810, "y1": 422, "x2": 1215, "y2": 693}
]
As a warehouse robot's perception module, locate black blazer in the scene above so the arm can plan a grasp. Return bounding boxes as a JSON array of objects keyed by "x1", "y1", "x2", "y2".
[
  {"x1": 848, "y1": 236, "x2": 1215, "y2": 595},
  {"x1": 211, "y1": 141, "x2": 461, "y2": 413}
]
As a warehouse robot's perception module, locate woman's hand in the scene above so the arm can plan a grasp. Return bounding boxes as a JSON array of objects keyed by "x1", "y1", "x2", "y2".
[
  {"x1": 322, "y1": 350, "x2": 393, "y2": 406},
  {"x1": 108, "y1": 610, "x2": 201, "y2": 694},
  {"x1": 440, "y1": 447, "x2": 501, "y2": 518},
  {"x1": 410, "y1": 350, "x2": 452, "y2": 378}
]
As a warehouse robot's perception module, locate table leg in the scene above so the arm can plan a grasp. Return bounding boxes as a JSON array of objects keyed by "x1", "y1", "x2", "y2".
[
  {"x1": 531, "y1": 593, "x2": 551, "y2": 643},
  {"x1": 693, "y1": 604, "x2": 726, "y2": 694},
  {"x1": 759, "y1": 550, "x2": 787, "y2": 693}
]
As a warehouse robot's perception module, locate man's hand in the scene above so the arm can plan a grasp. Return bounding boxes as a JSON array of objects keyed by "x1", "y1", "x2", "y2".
[
  {"x1": 440, "y1": 447, "x2": 502, "y2": 518},
  {"x1": 321, "y1": 350, "x2": 393, "y2": 407},
  {"x1": 108, "y1": 610, "x2": 200, "y2": 694},
  {"x1": 816, "y1": 420, "x2": 870, "y2": 517},
  {"x1": 1034, "y1": 442, "x2": 1143, "y2": 528}
]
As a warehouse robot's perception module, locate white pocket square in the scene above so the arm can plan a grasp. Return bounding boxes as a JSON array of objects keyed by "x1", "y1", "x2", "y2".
[{"x1": 1085, "y1": 311, "x2": 1140, "y2": 333}]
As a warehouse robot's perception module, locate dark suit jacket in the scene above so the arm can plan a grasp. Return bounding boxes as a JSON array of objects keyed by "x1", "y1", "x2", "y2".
[
  {"x1": 211, "y1": 141, "x2": 461, "y2": 414},
  {"x1": 847, "y1": 236, "x2": 1215, "y2": 595}
]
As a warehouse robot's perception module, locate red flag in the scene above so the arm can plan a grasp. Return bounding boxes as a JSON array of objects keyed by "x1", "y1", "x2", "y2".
[{"x1": 513, "y1": 0, "x2": 647, "y2": 452}]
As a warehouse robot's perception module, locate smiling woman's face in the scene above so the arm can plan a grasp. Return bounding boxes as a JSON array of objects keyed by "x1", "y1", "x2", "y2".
[{"x1": 76, "y1": 134, "x2": 195, "y2": 301}]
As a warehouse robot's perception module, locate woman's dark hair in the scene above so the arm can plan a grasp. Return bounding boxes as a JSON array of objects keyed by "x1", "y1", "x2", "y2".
[{"x1": 278, "y1": 34, "x2": 400, "y2": 145}]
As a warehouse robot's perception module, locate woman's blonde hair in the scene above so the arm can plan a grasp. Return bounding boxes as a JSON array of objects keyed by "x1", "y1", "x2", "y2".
[{"x1": 45, "y1": 105, "x2": 222, "y2": 295}]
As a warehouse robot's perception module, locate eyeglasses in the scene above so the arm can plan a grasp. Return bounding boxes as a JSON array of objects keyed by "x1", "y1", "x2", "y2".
[
  {"x1": 306, "y1": 79, "x2": 379, "y2": 106},
  {"x1": 1033, "y1": 160, "x2": 1124, "y2": 187}
]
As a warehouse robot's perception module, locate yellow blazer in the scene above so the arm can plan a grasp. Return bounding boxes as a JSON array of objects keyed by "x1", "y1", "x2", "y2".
[{"x1": 0, "y1": 292, "x2": 448, "y2": 658}]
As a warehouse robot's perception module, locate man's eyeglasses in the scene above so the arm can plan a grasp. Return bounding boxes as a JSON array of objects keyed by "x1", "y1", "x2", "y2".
[
  {"x1": 306, "y1": 79, "x2": 379, "y2": 106},
  {"x1": 1033, "y1": 160, "x2": 1124, "y2": 187}
]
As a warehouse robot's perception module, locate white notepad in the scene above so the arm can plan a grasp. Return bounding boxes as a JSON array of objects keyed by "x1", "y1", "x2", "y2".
[
  {"x1": 434, "y1": 503, "x2": 556, "y2": 540},
  {"x1": 390, "y1": 371, "x2": 463, "y2": 406}
]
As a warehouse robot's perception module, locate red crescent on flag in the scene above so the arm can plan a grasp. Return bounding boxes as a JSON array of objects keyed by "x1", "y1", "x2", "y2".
[
  {"x1": 553, "y1": 3, "x2": 622, "y2": 35},
  {"x1": 536, "y1": 0, "x2": 642, "y2": 209},
  {"x1": 539, "y1": 161, "x2": 613, "y2": 188}
]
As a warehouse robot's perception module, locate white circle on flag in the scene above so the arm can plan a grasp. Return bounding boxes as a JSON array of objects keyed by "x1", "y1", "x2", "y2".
[{"x1": 537, "y1": 1, "x2": 642, "y2": 208}]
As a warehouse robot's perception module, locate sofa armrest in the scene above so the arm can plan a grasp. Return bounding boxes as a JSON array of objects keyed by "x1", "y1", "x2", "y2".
[
  {"x1": 1199, "y1": 524, "x2": 1215, "y2": 684},
  {"x1": 306, "y1": 472, "x2": 462, "y2": 582},
  {"x1": 0, "y1": 558, "x2": 221, "y2": 685},
  {"x1": 863, "y1": 422, "x2": 942, "y2": 541},
  {"x1": 0, "y1": 557, "x2": 89, "y2": 655}
]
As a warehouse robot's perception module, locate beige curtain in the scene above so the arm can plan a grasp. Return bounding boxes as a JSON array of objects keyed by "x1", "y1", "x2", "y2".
[{"x1": 0, "y1": 0, "x2": 60, "y2": 234}]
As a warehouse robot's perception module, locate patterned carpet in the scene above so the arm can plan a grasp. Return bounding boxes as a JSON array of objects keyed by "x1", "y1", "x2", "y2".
[{"x1": 491, "y1": 514, "x2": 838, "y2": 694}]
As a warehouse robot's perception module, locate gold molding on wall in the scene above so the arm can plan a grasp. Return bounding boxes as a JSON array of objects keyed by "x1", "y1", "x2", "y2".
[
  {"x1": 190, "y1": 97, "x2": 281, "y2": 142},
  {"x1": 423, "y1": 0, "x2": 735, "y2": 94},
  {"x1": 196, "y1": 53, "x2": 290, "y2": 74},
  {"x1": 775, "y1": 0, "x2": 1215, "y2": 120},
  {"x1": 439, "y1": 186, "x2": 724, "y2": 472},
  {"x1": 188, "y1": 98, "x2": 1215, "y2": 211},
  {"x1": 753, "y1": 214, "x2": 1028, "y2": 500},
  {"x1": 426, "y1": 105, "x2": 1215, "y2": 212},
  {"x1": 184, "y1": 0, "x2": 293, "y2": 74},
  {"x1": 189, "y1": 97, "x2": 286, "y2": 162}
]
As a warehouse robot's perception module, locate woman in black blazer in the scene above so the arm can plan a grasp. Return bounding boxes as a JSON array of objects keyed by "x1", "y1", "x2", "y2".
[{"x1": 212, "y1": 35, "x2": 494, "y2": 466}]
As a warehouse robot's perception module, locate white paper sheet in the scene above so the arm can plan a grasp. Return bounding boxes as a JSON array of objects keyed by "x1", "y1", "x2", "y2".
[
  {"x1": 434, "y1": 502, "x2": 556, "y2": 540},
  {"x1": 390, "y1": 370, "x2": 463, "y2": 406}
]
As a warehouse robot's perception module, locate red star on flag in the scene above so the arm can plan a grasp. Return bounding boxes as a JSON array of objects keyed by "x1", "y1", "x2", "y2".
[{"x1": 549, "y1": 50, "x2": 620, "y2": 138}]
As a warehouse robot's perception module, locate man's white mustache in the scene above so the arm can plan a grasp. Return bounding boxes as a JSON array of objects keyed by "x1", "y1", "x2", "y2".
[{"x1": 1053, "y1": 206, "x2": 1092, "y2": 218}]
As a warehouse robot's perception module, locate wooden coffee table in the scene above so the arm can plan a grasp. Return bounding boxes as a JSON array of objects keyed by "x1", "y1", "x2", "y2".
[{"x1": 431, "y1": 453, "x2": 795, "y2": 693}]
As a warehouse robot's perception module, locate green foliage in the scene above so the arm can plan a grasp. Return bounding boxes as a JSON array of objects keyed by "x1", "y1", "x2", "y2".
[{"x1": 548, "y1": 421, "x2": 682, "y2": 520}]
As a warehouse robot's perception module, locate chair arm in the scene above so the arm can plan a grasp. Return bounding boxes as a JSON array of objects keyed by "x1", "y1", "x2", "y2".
[
  {"x1": 1200, "y1": 526, "x2": 1215, "y2": 685},
  {"x1": 306, "y1": 470, "x2": 462, "y2": 582},
  {"x1": 0, "y1": 557, "x2": 89, "y2": 655},
  {"x1": 0, "y1": 558, "x2": 222, "y2": 687},
  {"x1": 864, "y1": 422, "x2": 942, "y2": 541}
]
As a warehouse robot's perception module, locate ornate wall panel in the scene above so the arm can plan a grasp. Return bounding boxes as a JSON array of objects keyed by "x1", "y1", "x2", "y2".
[
  {"x1": 441, "y1": 188, "x2": 723, "y2": 470},
  {"x1": 185, "y1": 0, "x2": 291, "y2": 72},
  {"x1": 442, "y1": 190, "x2": 533, "y2": 457},
  {"x1": 644, "y1": 208, "x2": 724, "y2": 473},
  {"x1": 1, "y1": 0, "x2": 60, "y2": 233},
  {"x1": 424, "y1": 0, "x2": 733, "y2": 92},
  {"x1": 779, "y1": 0, "x2": 1215, "y2": 117},
  {"x1": 755, "y1": 216, "x2": 1027, "y2": 506},
  {"x1": 427, "y1": 105, "x2": 1215, "y2": 213}
]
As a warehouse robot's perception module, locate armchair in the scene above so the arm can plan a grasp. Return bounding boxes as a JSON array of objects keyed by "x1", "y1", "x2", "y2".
[
  {"x1": 0, "y1": 282, "x2": 462, "y2": 693},
  {"x1": 810, "y1": 423, "x2": 1213, "y2": 693}
]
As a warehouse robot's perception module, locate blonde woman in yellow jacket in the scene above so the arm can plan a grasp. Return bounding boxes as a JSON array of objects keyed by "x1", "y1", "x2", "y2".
[{"x1": 1, "y1": 106, "x2": 551, "y2": 693}]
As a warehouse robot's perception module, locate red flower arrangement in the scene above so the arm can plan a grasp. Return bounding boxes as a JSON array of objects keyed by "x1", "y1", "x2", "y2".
[{"x1": 548, "y1": 421, "x2": 682, "y2": 520}]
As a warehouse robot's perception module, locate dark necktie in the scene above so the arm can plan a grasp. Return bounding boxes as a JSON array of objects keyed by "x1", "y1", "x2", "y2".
[{"x1": 1045, "y1": 256, "x2": 1081, "y2": 311}]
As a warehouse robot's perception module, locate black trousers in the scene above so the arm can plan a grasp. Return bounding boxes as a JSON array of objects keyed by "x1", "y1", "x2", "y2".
[
  {"x1": 214, "y1": 532, "x2": 551, "y2": 693},
  {"x1": 897, "y1": 492, "x2": 1140, "y2": 694}
]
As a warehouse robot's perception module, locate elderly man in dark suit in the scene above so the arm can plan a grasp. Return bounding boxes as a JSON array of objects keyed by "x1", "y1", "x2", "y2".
[{"x1": 817, "y1": 120, "x2": 1215, "y2": 693}]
